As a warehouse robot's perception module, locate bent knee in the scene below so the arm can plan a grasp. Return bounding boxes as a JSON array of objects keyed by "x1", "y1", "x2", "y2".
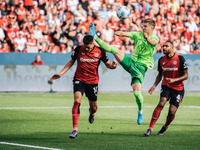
[{"x1": 133, "y1": 91, "x2": 142, "y2": 98}]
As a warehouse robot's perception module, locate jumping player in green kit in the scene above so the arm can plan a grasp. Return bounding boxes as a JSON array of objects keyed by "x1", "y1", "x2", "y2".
[{"x1": 89, "y1": 18, "x2": 159, "y2": 125}]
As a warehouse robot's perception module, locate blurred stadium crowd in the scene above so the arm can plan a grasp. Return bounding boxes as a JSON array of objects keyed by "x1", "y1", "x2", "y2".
[{"x1": 0, "y1": 0, "x2": 200, "y2": 54}]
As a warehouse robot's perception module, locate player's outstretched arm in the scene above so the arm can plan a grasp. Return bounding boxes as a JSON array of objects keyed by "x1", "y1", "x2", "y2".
[
  {"x1": 115, "y1": 31, "x2": 129, "y2": 37},
  {"x1": 50, "y1": 59, "x2": 75, "y2": 81},
  {"x1": 148, "y1": 72, "x2": 162, "y2": 95},
  {"x1": 105, "y1": 59, "x2": 118, "y2": 69}
]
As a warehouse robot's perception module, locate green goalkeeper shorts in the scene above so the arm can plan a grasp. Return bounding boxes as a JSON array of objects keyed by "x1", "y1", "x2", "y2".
[{"x1": 120, "y1": 53, "x2": 147, "y2": 85}]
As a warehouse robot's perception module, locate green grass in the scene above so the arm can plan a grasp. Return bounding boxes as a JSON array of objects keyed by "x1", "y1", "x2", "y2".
[{"x1": 0, "y1": 93, "x2": 200, "y2": 150}]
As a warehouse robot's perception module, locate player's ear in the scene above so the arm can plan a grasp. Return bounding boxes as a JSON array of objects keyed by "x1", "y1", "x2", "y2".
[
  {"x1": 172, "y1": 47, "x2": 175, "y2": 52},
  {"x1": 151, "y1": 25, "x2": 154, "y2": 30},
  {"x1": 170, "y1": 44, "x2": 174, "y2": 51}
]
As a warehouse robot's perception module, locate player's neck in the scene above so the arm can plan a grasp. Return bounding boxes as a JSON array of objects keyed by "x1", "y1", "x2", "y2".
[
  {"x1": 147, "y1": 32, "x2": 153, "y2": 37},
  {"x1": 167, "y1": 52, "x2": 175, "y2": 58}
]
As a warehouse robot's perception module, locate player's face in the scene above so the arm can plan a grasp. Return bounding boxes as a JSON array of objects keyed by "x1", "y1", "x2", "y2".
[
  {"x1": 143, "y1": 23, "x2": 153, "y2": 33},
  {"x1": 36, "y1": 55, "x2": 41, "y2": 62},
  {"x1": 84, "y1": 43, "x2": 94, "y2": 52},
  {"x1": 163, "y1": 42, "x2": 173, "y2": 55}
]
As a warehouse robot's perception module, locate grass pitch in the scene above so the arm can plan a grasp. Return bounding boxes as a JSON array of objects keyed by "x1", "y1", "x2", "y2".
[{"x1": 0, "y1": 93, "x2": 200, "y2": 150}]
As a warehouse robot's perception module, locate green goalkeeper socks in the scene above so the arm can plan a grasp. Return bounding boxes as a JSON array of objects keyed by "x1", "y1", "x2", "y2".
[
  {"x1": 95, "y1": 37, "x2": 118, "y2": 54},
  {"x1": 133, "y1": 91, "x2": 143, "y2": 111}
]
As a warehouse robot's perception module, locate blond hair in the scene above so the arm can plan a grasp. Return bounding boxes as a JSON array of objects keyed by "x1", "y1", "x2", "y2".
[{"x1": 144, "y1": 18, "x2": 156, "y2": 29}]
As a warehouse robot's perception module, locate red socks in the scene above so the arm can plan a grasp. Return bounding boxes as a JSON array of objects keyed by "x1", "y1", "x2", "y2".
[
  {"x1": 149, "y1": 105, "x2": 163, "y2": 130},
  {"x1": 164, "y1": 114, "x2": 175, "y2": 128},
  {"x1": 72, "y1": 102, "x2": 80, "y2": 131}
]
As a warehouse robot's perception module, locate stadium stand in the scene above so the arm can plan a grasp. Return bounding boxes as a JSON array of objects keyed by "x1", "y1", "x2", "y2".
[{"x1": 0, "y1": 0, "x2": 199, "y2": 54}]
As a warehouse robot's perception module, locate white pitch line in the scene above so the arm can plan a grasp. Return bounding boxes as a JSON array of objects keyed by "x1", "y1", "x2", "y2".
[
  {"x1": 182, "y1": 106, "x2": 200, "y2": 109},
  {"x1": 0, "y1": 106, "x2": 73, "y2": 110},
  {"x1": 0, "y1": 106, "x2": 200, "y2": 110},
  {"x1": 0, "y1": 106, "x2": 148, "y2": 110},
  {"x1": 0, "y1": 142, "x2": 63, "y2": 150}
]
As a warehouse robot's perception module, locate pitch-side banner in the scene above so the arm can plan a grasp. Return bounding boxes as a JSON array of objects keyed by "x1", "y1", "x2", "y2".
[{"x1": 0, "y1": 60, "x2": 199, "y2": 92}]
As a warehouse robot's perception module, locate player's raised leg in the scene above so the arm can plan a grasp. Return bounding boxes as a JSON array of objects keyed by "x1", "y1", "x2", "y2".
[
  {"x1": 89, "y1": 23, "x2": 124, "y2": 63},
  {"x1": 69, "y1": 91, "x2": 82, "y2": 138}
]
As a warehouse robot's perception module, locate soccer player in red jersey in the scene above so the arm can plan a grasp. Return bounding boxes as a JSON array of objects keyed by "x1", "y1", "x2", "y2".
[
  {"x1": 144, "y1": 41, "x2": 188, "y2": 136},
  {"x1": 49, "y1": 35, "x2": 117, "y2": 138},
  {"x1": 31, "y1": 55, "x2": 44, "y2": 65}
]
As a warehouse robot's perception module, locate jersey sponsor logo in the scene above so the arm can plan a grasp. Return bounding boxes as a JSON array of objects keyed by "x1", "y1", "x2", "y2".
[
  {"x1": 80, "y1": 58, "x2": 99, "y2": 62},
  {"x1": 162, "y1": 67, "x2": 178, "y2": 71}
]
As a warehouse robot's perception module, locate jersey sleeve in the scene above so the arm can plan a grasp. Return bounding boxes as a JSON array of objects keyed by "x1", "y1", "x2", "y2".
[
  {"x1": 150, "y1": 35, "x2": 159, "y2": 44},
  {"x1": 178, "y1": 55, "x2": 188, "y2": 71},
  {"x1": 100, "y1": 48, "x2": 109, "y2": 63},
  {"x1": 71, "y1": 46, "x2": 81, "y2": 61},
  {"x1": 129, "y1": 32, "x2": 141, "y2": 41},
  {"x1": 157, "y1": 58, "x2": 162, "y2": 73}
]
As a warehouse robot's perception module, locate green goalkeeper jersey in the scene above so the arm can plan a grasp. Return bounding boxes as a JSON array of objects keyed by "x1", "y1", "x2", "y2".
[{"x1": 129, "y1": 32, "x2": 159, "y2": 69}]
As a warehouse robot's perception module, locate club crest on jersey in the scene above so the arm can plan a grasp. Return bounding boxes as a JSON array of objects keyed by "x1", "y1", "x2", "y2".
[
  {"x1": 94, "y1": 53, "x2": 99, "y2": 57},
  {"x1": 81, "y1": 52, "x2": 85, "y2": 55},
  {"x1": 173, "y1": 61, "x2": 177, "y2": 65},
  {"x1": 163, "y1": 62, "x2": 165, "y2": 65}
]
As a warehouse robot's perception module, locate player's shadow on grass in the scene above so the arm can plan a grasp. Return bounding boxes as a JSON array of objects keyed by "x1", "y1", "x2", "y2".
[
  {"x1": 147, "y1": 122, "x2": 200, "y2": 127},
  {"x1": 80, "y1": 132, "x2": 145, "y2": 138},
  {"x1": 172, "y1": 124, "x2": 200, "y2": 127}
]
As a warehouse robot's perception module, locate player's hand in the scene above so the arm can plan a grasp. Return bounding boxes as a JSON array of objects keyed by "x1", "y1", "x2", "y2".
[
  {"x1": 166, "y1": 78, "x2": 175, "y2": 84},
  {"x1": 148, "y1": 86, "x2": 156, "y2": 95},
  {"x1": 115, "y1": 31, "x2": 122, "y2": 36},
  {"x1": 50, "y1": 74, "x2": 61, "y2": 80},
  {"x1": 112, "y1": 59, "x2": 118, "y2": 68},
  {"x1": 143, "y1": 32, "x2": 148, "y2": 39}
]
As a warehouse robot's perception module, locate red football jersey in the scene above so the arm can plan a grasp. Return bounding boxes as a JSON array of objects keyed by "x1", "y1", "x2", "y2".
[
  {"x1": 6, "y1": 27, "x2": 18, "y2": 40},
  {"x1": 17, "y1": 7, "x2": 26, "y2": 21},
  {"x1": 71, "y1": 46, "x2": 109, "y2": 84},
  {"x1": 158, "y1": 53, "x2": 188, "y2": 91},
  {"x1": 155, "y1": 21, "x2": 162, "y2": 32},
  {"x1": 28, "y1": 38, "x2": 37, "y2": 47},
  {"x1": 167, "y1": 12, "x2": 176, "y2": 23},
  {"x1": 31, "y1": 8, "x2": 40, "y2": 19},
  {"x1": 110, "y1": 41, "x2": 122, "y2": 50},
  {"x1": 32, "y1": 61, "x2": 44, "y2": 65},
  {"x1": 176, "y1": 22, "x2": 184, "y2": 33},
  {"x1": 37, "y1": 17, "x2": 46, "y2": 31}
]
